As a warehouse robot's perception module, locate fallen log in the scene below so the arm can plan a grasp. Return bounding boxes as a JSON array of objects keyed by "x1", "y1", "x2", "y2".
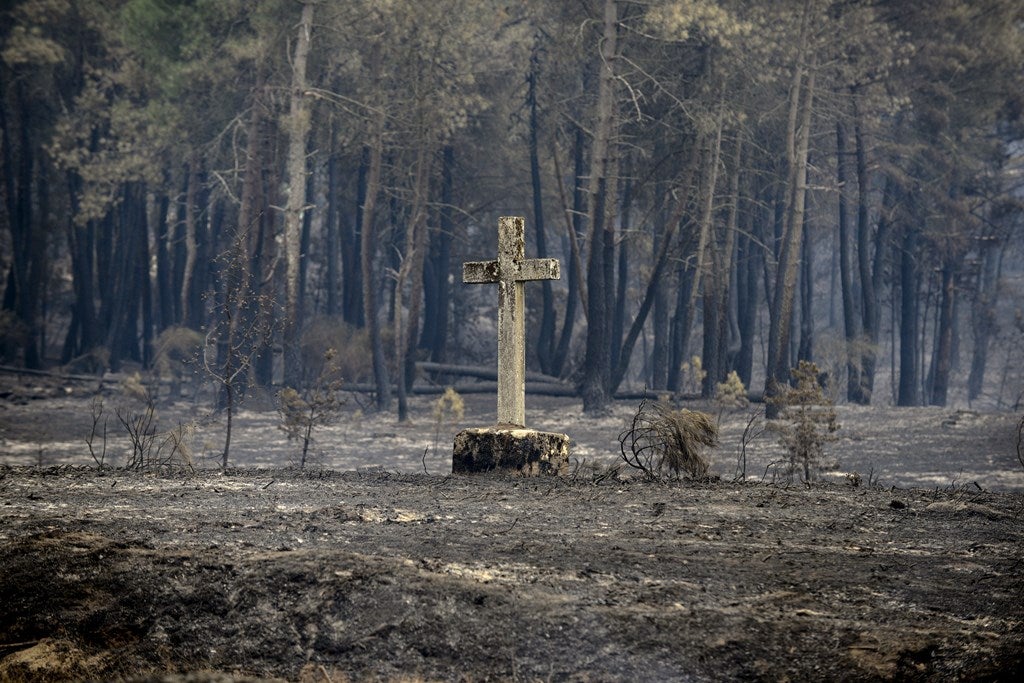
[
  {"x1": 0, "y1": 364, "x2": 110, "y2": 384},
  {"x1": 342, "y1": 381, "x2": 578, "y2": 397},
  {"x1": 416, "y1": 361, "x2": 564, "y2": 386}
]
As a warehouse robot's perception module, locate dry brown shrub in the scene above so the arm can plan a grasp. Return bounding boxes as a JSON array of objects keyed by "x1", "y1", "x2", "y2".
[
  {"x1": 153, "y1": 326, "x2": 203, "y2": 382},
  {"x1": 619, "y1": 398, "x2": 718, "y2": 479},
  {"x1": 300, "y1": 316, "x2": 394, "y2": 387}
]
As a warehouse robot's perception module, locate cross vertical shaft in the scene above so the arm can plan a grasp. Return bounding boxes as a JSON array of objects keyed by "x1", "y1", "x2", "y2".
[
  {"x1": 497, "y1": 218, "x2": 526, "y2": 426},
  {"x1": 463, "y1": 216, "x2": 560, "y2": 427}
]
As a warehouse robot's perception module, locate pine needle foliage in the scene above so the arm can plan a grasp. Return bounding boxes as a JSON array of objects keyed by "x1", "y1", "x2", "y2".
[
  {"x1": 767, "y1": 360, "x2": 840, "y2": 482},
  {"x1": 619, "y1": 398, "x2": 718, "y2": 480},
  {"x1": 715, "y1": 370, "x2": 749, "y2": 409}
]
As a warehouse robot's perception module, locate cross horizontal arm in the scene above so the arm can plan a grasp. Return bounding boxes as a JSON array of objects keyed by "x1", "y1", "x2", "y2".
[
  {"x1": 463, "y1": 261, "x2": 499, "y2": 284},
  {"x1": 518, "y1": 258, "x2": 560, "y2": 281},
  {"x1": 463, "y1": 259, "x2": 559, "y2": 284}
]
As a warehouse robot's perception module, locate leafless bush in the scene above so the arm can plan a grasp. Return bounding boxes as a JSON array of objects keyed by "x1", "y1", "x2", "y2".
[
  {"x1": 203, "y1": 224, "x2": 279, "y2": 470},
  {"x1": 115, "y1": 403, "x2": 194, "y2": 471},
  {"x1": 278, "y1": 349, "x2": 346, "y2": 468},
  {"x1": 734, "y1": 406, "x2": 765, "y2": 481},
  {"x1": 619, "y1": 398, "x2": 718, "y2": 480},
  {"x1": 86, "y1": 397, "x2": 108, "y2": 467}
]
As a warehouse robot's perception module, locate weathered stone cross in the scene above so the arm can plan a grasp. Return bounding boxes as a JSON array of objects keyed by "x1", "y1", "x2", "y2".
[{"x1": 463, "y1": 216, "x2": 559, "y2": 427}]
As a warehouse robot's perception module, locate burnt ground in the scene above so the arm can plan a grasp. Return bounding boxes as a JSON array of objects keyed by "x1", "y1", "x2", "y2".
[{"x1": 0, "y1": 372, "x2": 1023, "y2": 681}]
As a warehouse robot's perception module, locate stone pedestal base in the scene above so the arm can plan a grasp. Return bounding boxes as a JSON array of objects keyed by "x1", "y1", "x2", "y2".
[{"x1": 453, "y1": 427, "x2": 570, "y2": 476}]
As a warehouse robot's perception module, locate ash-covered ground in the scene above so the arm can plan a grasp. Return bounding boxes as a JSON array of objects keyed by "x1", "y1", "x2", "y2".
[{"x1": 1, "y1": 374, "x2": 1023, "y2": 681}]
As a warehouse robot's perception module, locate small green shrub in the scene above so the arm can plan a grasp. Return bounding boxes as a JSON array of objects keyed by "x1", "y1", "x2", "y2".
[
  {"x1": 767, "y1": 360, "x2": 840, "y2": 482},
  {"x1": 715, "y1": 370, "x2": 749, "y2": 409},
  {"x1": 619, "y1": 398, "x2": 718, "y2": 479}
]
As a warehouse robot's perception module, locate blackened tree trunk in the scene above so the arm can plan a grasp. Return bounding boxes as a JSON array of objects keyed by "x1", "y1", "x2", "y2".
[
  {"x1": 283, "y1": 0, "x2": 315, "y2": 387},
  {"x1": 344, "y1": 148, "x2": 367, "y2": 327},
  {"x1": 897, "y1": 225, "x2": 920, "y2": 406},
  {"x1": 967, "y1": 238, "x2": 1002, "y2": 402},
  {"x1": 581, "y1": 0, "x2": 619, "y2": 414},
  {"x1": 423, "y1": 145, "x2": 455, "y2": 363},
  {"x1": 929, "y1": 261, "x2": 956, "y2": 406},
  {"x1": 704, "y1": 136, "x2": 742, "y2": 397},
  {"x1": 667, "y1": 265, "x2": 695, "y2": 393},
  {"x1": 797, "y1": 217, "x2": 813, "y2": 364},
  {"x1": 650, "y1": 198, "x2": 670, "y2": 390},
  {"x1": 325, "y1": 150, "x2": 341, "y2": 317},
  {"x1": 528, "y1": 47, "x2": 556, "y2": 374},
  {"x1": 765, "y1": 43, "x2": 816, "y2": 418},
  {"x1": 551, "y1": 125, "x2": 586, "y2": 378},
  {"x1": 298, "y1": 164, "x2": 315, "y2": 318},
  {"x1": 855, "y1": 109, "x2": 885, "y2": 402},
  {"x1": 396, "y1": 144, "x2": 432, "y2": 422},
  {"x1": 611, "y1": 160, "x2": 631, "y2": 376},
  {"x1": 180, "y1": 160, "x2": 199, "y2": 329},
  {"x1": 735, "y1": 204, "x2": 759, "y2": 389},
  {"x1": 3, "y1": 84, "x2": 45, "y2": 368},
  {"x1": 135, "y1": 185, "x2": 154, "y2": 367},
  {"x1": 153, "y1": 194, "x2": 173, "y2": 332},
  {"x1": 836, "y1": 120, "x2": 866, "y2": 402},
  {"x1": 361, "y1": 112, "x2": 391, "y2": 411}
]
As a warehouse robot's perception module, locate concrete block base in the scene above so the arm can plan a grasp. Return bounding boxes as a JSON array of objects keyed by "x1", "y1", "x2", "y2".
[{"x1": 453, "y1": 427, "x2": 570, "y2": 476}]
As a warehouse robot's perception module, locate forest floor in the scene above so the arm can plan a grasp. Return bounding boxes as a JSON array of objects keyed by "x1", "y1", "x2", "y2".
[{"x1": 1, "y1": 371, "x2": 1023, "y2": 681}]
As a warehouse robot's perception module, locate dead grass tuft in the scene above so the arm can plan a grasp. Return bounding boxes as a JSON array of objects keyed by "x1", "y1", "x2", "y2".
[{"x1": 619, "y1": 398, "x2": 718, "y2": 479}]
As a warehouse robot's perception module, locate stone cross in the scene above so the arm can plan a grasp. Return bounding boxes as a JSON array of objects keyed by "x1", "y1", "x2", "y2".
[{"x1": 463, "y1": 216, "x2": 559, "y2": 427}]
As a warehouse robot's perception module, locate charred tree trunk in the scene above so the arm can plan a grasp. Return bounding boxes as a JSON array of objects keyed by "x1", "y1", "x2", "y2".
[
  {"x1": 798, "y1": 217, "x2": 813, "y2": 364},
  {"x1": 345, "y1": 148, "x2": 368, "y2": 327},
  {"x1": 153, "y1": 194, "x2": 173, "y2": 332},
  {"x1": 929, "y1": 261, "x2": 956, "y2": 406},
  {"x1": 650, "y1": 197, "x2": 670, "y2": 390},
  {"x1": 423, "y1": 145, "x2": 455, "y2": 364},
  {"x1": 551, "y1": 125, "x2": 586, "y2": 378},
  {"x1": 703, "y1": 135, "x2": 741, "y2": 397},
  {"x1": 611, "y1": 160, "x2": 631, "y2": 377},
  {"x1": 967, "y1": 238, "x2": 1002, "y2": 402},
  {"x1": 836, "y1": 121, "x2": 866, "y2": 402},
  {"x1": 283, "y1": 0, "x2": 315, "y2": 386},
  {"x1": 735, "y1": 202, "x2": 759, "y2": 389},
  {"x1": 397, "y1": 144, "x2": 432, "y2": 422},
  {"x1": 325, "y1": 150, "x2": 341, "y2": 317},
  {"x1": 765, "y1": 42, "x2": 816, "y2": 418},
  {"x1": 180, "y1": 160, "x2": 200, "y2": 330},
  {"x1": 897, "y1": 225, "x2": 920, "y2": 406},
  {"x1": 528, "y1": 47, "x2": 556, "y2": 375},
  {"x1": 361, "y1": 111, "x2": 391, "y2": 411},
  {"x1": 855, "y1": 107, "x2": 884, "y2": 402},
  {"x1": 581, "y1": 0, "x2": 619, "y2": 414}
]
